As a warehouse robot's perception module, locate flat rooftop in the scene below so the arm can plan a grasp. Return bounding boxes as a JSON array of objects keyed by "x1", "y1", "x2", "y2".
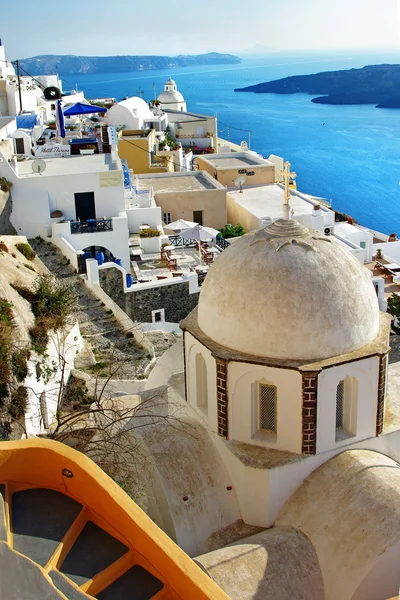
[
  {"x1": 16, "y1": 153, "x2": 120, "y2": 178},
  {"x1": 137, "y1": 171, "x2": 224, "y2": 193},
  {"x1": 201, "y1": 152, "x2": 273, "y2": 169},
  {"x1": 228, "y1": 183, "x2": 327, "y2": 219}
]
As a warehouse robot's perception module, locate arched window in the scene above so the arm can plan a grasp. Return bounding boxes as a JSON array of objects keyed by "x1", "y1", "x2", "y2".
[
  {"x1": 195, "y1": 354, "x2": 208, "y2": 410},
  {"x1": 259, "y1": 383, "x2": 277, "y2": 433},
  {"x1": 335, "y1": 377, "x2": 358, "y2": 441}
]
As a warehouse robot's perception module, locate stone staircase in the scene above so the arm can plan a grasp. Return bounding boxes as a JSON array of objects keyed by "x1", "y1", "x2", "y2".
[{"x1": 29, "y1": 238, "x2": 150, "y2": 380}]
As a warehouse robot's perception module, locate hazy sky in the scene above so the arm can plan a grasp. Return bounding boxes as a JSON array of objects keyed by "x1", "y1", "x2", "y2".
[{"x1": 2, "y1": 0, "x2": 400, "y2": 58}]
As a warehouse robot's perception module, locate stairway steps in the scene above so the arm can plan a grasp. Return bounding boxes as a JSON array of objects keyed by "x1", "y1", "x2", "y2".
[
  {"x1": 49, "y1": 571, "x2": 94, "y2": 600},
  {"x1": 11, "y1": 489, "x2": 82, "y2": 567},
  {"x1": 97, "y1": 564, "x2": 163, "y2": 600},
  {"x1": 59, "y1": 521, "x2": 129, "y2": 586}
]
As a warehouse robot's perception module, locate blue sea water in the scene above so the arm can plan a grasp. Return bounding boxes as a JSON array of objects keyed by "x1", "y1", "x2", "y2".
[{"x1": 63, "y1": 51, "x2": 400, "y2": 234}]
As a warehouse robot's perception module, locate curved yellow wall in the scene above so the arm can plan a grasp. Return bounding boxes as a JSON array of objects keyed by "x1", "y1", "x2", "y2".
[{"x1": 0, "y1": 438, "x2": 229, "y2": 600}]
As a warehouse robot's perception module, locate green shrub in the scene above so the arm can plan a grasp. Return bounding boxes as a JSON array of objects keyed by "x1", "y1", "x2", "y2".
[
  {"x1": 15, "y1": 242, "x2": 36, "y2": 261},
  {"x1": 0, "y1": 298, "x2": 14, "y2": 401},
  {"x1": 24, "y1": 263, "x2": 36, "y2": 272},
  {"x1": 11, "y1": 349, "x2": 31, "y2": 382},
  {"x1": 32, "y1": 275, "x2": 75, "y2": 331},
  {"x1": 139, "y1": 228, "x2": 161, "y2": 238},
  {"x1": 29, "y1": 324, "x2": 49, "y2": 355},
  {"x1": 0, "y1": 178, "x2": 12, "y2": 193},
  {"x1": 0, "y1": 298, "x2": 14, "y2": 326},
  {"x1": 218, "y1": 224, "x2": 245, "y2": 239},
  {"x1": 9, "y1": 386, "x2": 28, "y2": 419}
]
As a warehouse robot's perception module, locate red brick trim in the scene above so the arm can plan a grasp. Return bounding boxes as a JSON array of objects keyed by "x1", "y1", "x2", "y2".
[
  {"x1": 376, "y1": 354, "x2": 388, "y2": 435},
  {"x1": 183, "y1": 334, "x2": 188, "y2": 403},
  {"x1": 302, "y1": 372, "x2": 319, "y2": 455},
  {"x1": 216, "y1": 359, "x2": 228, "y2": 438}
]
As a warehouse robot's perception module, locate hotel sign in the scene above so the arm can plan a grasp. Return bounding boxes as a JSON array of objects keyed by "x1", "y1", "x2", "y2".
[
  {"x1": 36, "y1": 145, "x2": 70, "y2": 157},
  {"x1": 99, "y1": 171, "x2": 123, "y2": 188}
]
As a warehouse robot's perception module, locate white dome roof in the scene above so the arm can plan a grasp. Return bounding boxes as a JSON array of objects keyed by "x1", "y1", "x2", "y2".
[
  {"x1": 115, "y1": 96, "x2": 152, "y2": 116},
  {"x1": 197, "y1": 219, "x2": 380, "y2": 361},
  {"x1": 158, "y1": 90, "x2": 185, "y2": 104}
]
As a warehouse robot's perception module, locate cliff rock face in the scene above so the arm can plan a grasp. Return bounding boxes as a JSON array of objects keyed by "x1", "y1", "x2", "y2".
[
  {"x1": 235, "y1": 64, "x2": 400, "y2": 108},
  {"x1": 19, "y1": 53, "x2": 241, "y2": 76}
]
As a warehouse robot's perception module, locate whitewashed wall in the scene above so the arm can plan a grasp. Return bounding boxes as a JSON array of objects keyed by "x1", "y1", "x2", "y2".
[
  {"x1": 316, "y1": 356, "x2": 380, "y2": 454},
  {"x1": 24, "y1": 322, "x2": 84, "y2": 436},
  {"x1": 52, "y1": 212, "x2": 130, "y2": 271},
  {"x1": 185, "y1": 332, "x2": 218, "y2": 433},
  {"x1": 126, "y1": 205, "x2": 162, "y2": 232},
  {"x1": 228, "y1": 361, "x2": 303, "y2": 454},
  {"x1": 1, "y1": 161, "x2": 125, "y2": 239}
]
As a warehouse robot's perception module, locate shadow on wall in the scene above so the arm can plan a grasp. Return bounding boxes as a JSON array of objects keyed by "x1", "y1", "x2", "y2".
[{"x1": 0, "y1": 191, "x2": 17, "y2": 235}]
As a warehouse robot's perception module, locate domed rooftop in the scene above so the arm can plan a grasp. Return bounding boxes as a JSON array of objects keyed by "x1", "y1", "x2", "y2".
[
  {"x1": 158, "y1": 89, "x2": 185, "y2": 104},
  {"x1": 197, "y1": 219, "x2": 379, "y2": 361},
  {"x1": 115, "y1": 96, "x2": 152, "y2": 116}
]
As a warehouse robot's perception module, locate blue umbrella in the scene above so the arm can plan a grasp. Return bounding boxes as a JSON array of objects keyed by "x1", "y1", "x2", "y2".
[
  {"x1": 55, "y1": 99, "x2": 66, "y2": 138},
  {"x1": 63, "y1": 102, "x2": 107, "y2": 116}
]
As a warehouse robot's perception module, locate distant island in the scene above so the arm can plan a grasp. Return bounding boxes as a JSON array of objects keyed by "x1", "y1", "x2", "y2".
[
  {"x1": 234, "y1": 64, "x2": 400, "y2": 108},
  {"x1": 19, "y1": 53, "x2": 241, "y2": 76}
]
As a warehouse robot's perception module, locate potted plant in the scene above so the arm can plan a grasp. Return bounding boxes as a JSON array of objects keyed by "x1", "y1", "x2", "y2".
[
  {"x1": 139, "y1": 228, "x2": 162, "y2": 254},
  {"x1": 376, "y1": 249, "x2": 383, "y2": 259}
]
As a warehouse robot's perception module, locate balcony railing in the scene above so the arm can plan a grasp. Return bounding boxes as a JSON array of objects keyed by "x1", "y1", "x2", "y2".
[
  {"x1": 70, "y1": 219, "x2": 113, "y2": 234},
  {"x1": 216, "y1": 234, "x2": 231, "y2": 250}
]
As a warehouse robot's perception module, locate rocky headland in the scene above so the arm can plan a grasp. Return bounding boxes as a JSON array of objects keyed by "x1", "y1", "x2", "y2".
[{"x1": 235, "y1": 64, "x2": 400, "y2": 108}]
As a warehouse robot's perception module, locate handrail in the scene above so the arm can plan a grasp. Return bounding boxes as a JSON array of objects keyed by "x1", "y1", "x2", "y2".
[{"x1": 71, "y1": 219, "x2": 113, "y2": 234}]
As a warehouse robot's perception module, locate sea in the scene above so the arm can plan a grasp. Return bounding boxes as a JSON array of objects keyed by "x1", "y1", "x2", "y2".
[{"x1": 63, "y1": 51, "x2": 400, "y2": 235}]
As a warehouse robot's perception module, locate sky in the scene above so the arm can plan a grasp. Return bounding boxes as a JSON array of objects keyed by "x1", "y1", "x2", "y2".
[{"x1": 2, "y1": 0, "x2": 400, "y2": 59}]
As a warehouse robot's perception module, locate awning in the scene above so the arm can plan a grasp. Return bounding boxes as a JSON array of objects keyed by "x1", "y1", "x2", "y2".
[
  {"x1": 16, "y1": 114, "x2": 38, "y2": 129},
  {"x1": 63, "y1": 102, "x2": 107, "y2": 116}
]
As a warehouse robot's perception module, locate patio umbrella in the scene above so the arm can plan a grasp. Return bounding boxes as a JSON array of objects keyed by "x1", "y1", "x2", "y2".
[
  {"x1": 55, "y1": 99, "x2": 66, "y2": 138},
  {"x1": 180, "y1": 224, "x2": 219, "y2": 265},
  {"x1": 164, "y1": 219, "x2": 198, "y2": 256},
  {"x1": 63, "y1": 102, "x2": 107, "y2": 116},
  {"x1": 165, "y1": 219, "x2": 197, "y2": 232}
]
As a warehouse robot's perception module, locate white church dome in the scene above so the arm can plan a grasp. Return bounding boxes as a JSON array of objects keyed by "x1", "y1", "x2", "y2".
[
  {"x1": 158, "y1": 89, "x2": 185, "y2": 103},
  {"x1": 197, "y1": 219, "x2": 380, "y2": 361}
]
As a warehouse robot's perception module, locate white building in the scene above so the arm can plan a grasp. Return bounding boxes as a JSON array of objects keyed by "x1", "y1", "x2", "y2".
[
  {"x1": 158, "y1": 78, "x2": 187, "y2": 112},
  {"x1": 0, "y1": 146, "x2": 131, "y2": 272},
  {"x1": 227, "y1": 183, "x2": 373, "y2": 263},
  {"x1": 107, "y1": 97, "x2": 164, "y2": 131},
  {"x1": 110, "y1": 213, "x2": 400, "y2": 598}
]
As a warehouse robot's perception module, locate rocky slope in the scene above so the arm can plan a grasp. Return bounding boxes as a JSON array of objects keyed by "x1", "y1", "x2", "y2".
[
  {"x1": 235, "y1": 64, "x2": 400, "y2": 108},
  {"x1": 20, "y1": 52, "x2": 241, "y2": 76}
]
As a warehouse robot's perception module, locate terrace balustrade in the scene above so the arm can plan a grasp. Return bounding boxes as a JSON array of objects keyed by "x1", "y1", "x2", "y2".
[{"x1": 70, "y1": 218, "x2": 113, "y2": 234}]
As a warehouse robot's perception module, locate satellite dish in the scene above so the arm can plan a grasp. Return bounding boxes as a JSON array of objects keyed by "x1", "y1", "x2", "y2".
[
  {"x1": 32, "y1": 159, "x2": 47, "y2": 174},
  {"x1": 233, "y1": 175, "x2": 246, "y2": 193}
]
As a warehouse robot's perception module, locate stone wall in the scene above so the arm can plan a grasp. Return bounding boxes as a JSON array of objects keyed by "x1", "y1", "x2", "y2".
[{"x1": 99, "y1": 267, "x2": 200, "y2": 323}]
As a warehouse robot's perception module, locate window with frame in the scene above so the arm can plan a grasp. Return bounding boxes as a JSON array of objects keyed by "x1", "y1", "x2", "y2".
[
  {"x1": 259, "y1": 383, "x2": 277, "y2": 432},
  {"x1": 163, "y1": 212, "x2": 172, "y2": 224},
  {"x1": 195, "y1": 353, "x2": 208, "y2": 410}
]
